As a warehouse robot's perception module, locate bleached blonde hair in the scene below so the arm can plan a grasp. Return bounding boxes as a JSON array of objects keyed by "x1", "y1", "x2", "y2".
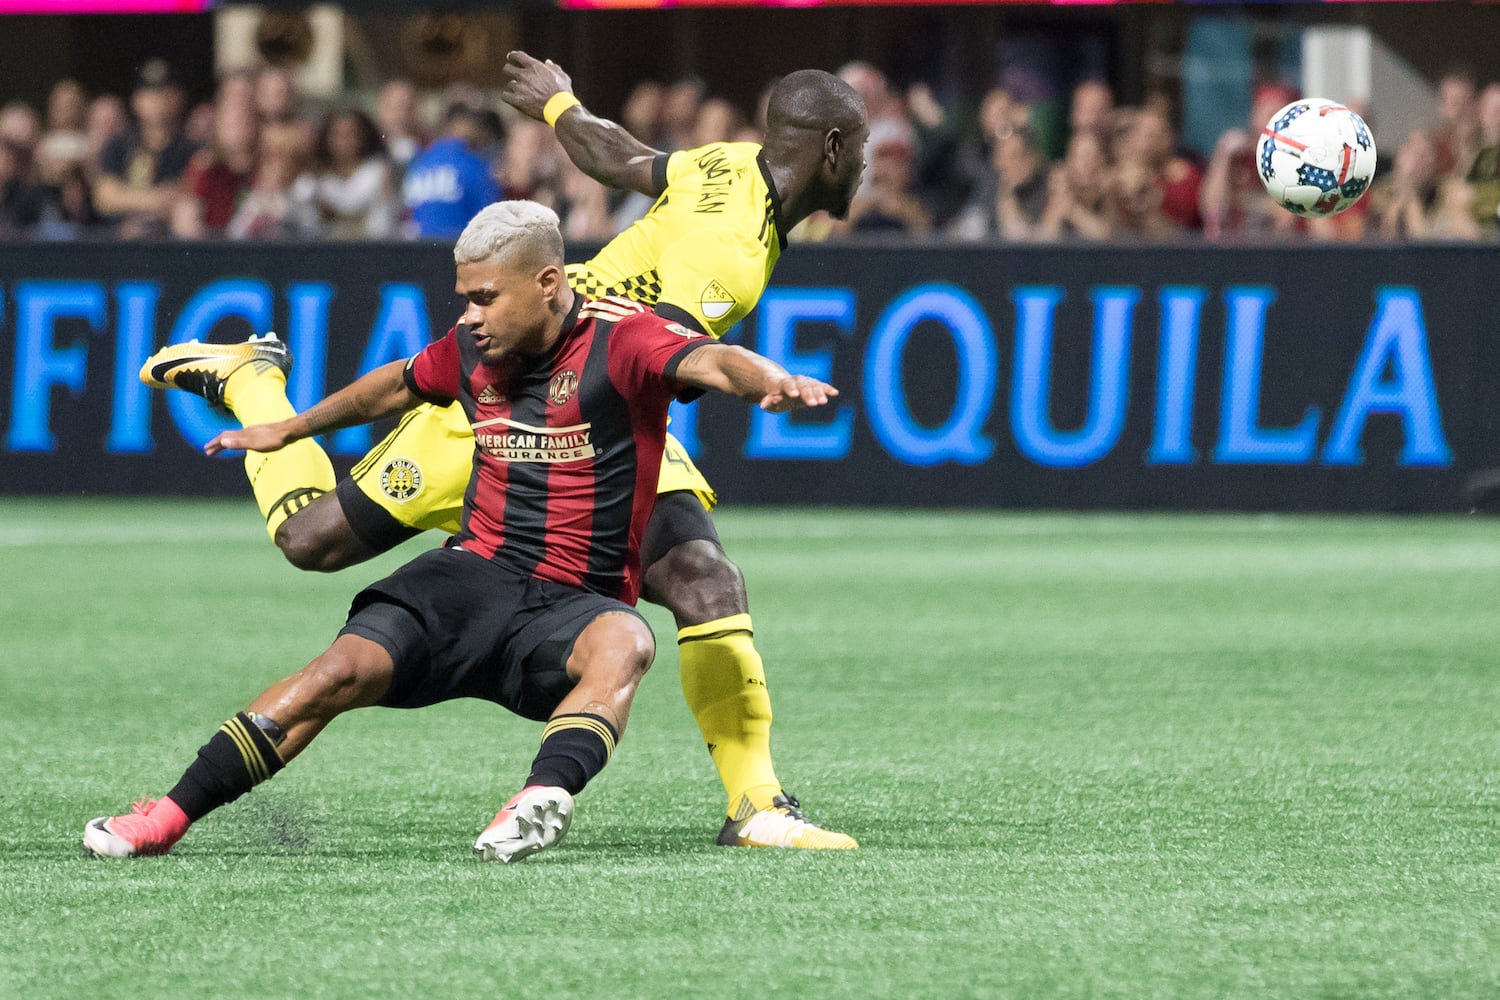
[{"x1": 453, "y1": 200, "x2": 565, "y2": 271}]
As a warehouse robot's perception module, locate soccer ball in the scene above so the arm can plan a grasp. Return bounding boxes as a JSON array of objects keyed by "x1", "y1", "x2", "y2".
[{"x1": 1255, "y1": 98, "x2": 1376, "y2": 217}]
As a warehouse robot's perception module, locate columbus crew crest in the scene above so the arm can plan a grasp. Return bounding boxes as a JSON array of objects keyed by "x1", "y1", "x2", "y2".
[
  {"x1": 549, "y1": 370, "x2": 579, "y2": 406},
  {"x1": 380, "y1": 457, "x2": 423, "y2": 502}
]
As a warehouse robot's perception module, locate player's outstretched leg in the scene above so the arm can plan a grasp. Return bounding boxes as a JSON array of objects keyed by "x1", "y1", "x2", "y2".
[
  {"x1": 141, "y1": 333, "x2": 337, "y2": 548},
  {"x1": 642, "y1": 492, "x2": 857, "y2": 850},
  {"x1": 83, "y1": 634, "x2": 394, "y2": 858},
  {"x1": 475, "y1": 609, "x2": 652, "y2": 863}
]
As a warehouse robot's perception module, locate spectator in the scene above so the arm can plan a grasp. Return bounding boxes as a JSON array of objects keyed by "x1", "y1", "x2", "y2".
[
  {"x1": 499, "y1": 117, "x2": 564, "y2": 208},
  {"x1": 36, "y1": 79, "x2": 89, "y2": 176},
  {"x1": 173, "y1": 98, "x2": 258, "y2": 239},
  {"x1": 94, "y1": 59, "x2": 198, "y2": 239},
  {"x1": 0, "y1": 100, "x2": 41, "y2": 151},
  {"x1": 375, "y1": 79, "x2": 426, "y2": 176},
  {"x1": 620, "y1": 81, "x2": 666, "y2": 148},
  {"x1": 0, "y1": 140, "x2": 44, "y2": 236},
  {"x1": 787, "y1": 209, "x2": 839, "y2": 243},
  {"x1": 947, "y1": 120, "x2": 1049, "y2": 242},
  {"x1": 603, "y1": 81, "x2": 673, "y2": 230},
  {"x1": 215, "y1": 68, "x2": 256, "y2": 119},
  {"x1": 32, "y1": 81, "x2": 92, "y2": 234},
  {"x1": 907, "y1": 81, "x2": 973, "y2": 227},
  {"x1": 845, "y1": 131, "x2": 933, "y2": 239},
  {"x1": 291, "y1": 108, "x2": 398, "y2": 240},
  {"x1": 1200, "y1": 84, "x2": 1300, "y2": 243},
  {"x1": 1069, "y1": 79, "x2": 1115, "y2": 142},
  {"x1": 84, "y1": 94, "x2": 127, "y2": 172},
  {"x1": 1112, "y1": 104, "x2": 1201, "y2": 239},
  {"x1": 183, "y1": 100, "x2": 216, "y2": 148},
  {"x1": 1431, "y1": 66, "x2": 1479, "y2": 178},
  {"x1": 255, "y1": 65, "x2": 313, "y2": 159},
  {"x1": 402, "y1": 102, "x2": 502, "y2": 240},
  {"x1": 1426, "y1": 176, "x2": 1484, "y2": 241},
  {"x1": 747, "y1": 77, "x2": 776, "y2": 137},
  {"x1": 255, "y1": 65, "x2": 303, "y2": 130},
  {"x1": 839, "y1": 60, "x2": 913, "y2": 196},
  {"x1": 31, "y1": 161, "x2": 101, "y2": 240},
  {"x1": 226, "y1": 125, "x2": 306, "y2": 241},
  {"x1": 1464, "y1": 82, "x2": 1500, "y2": 237},
  {"x1": 558, "y1": 160, "x2": 614, "y2": 243},
  {"x1": 1040, "y1": 128, "x2": 1115, "y2": 241},
  {"x1": 690, "y1": 97, "x2": 745, "y2": 148},
  {"x1": 955, "y1": 86, "x2": 1022, "y2": 187},
  {"x1": 1377, "y1": 130, "x2": 1442, "y2": 241},
  {"x1": 660, "y1": 76, "x2": 706, "y2": 151}
]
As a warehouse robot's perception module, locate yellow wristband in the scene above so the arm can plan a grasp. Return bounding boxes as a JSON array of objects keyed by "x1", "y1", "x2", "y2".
[{"x1": 543, "y1": 92, "x2": 581, "y2": 128}]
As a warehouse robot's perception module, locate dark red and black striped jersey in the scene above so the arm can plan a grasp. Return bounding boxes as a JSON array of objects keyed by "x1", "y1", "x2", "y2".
[{"x1": 404, "y1": 294, "x2": 711, "y2": 602}]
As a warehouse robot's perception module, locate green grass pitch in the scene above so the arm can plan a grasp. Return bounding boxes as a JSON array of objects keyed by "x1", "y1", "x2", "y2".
[{"x1": 2, "y1": 499, "x2": 1497, "y2": 998}]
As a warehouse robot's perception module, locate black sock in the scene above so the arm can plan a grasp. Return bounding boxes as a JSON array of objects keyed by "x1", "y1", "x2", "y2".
[
  {"x1": 167, "y1": 712, "x2": 286, "y2": 821},
  {"x1": 526, "y1": 713, "x2": 618, "y2": 795}
]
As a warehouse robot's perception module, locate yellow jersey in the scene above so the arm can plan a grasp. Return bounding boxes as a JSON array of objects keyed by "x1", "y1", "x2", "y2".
[{"x1": 567, "y1": 141, "x2": 788, "y2": 339}]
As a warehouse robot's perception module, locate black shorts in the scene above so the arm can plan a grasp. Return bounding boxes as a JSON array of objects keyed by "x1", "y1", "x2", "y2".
[
  {"x1": 641, "y1": 490, "x2": 723, "y2": 573},
  {"x1": 338, "y1": 546, "x2": 648, "y2": 721}
]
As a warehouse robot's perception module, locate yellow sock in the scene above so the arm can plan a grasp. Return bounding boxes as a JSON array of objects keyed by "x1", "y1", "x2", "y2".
[
  {"x1": 678, "y1": 614, "x2": 781, "y2": 818},
  {"x1": 223, "y1": 367, "x2": 335, "y2": 540}
]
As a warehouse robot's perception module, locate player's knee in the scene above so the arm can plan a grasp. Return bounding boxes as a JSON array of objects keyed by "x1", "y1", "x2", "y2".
[
  {"x1": 577, "y1": 613, "x2": 656, "y2": 685},
  {"x1": 648, "y1": 540, "x2": 747, "y2": 623},
  {"x1": 274, "y1": 520, "x2": 348, "y2": 573},
  {"x1": 609, "y1": 616, "x2": 657, "y2": 679}
]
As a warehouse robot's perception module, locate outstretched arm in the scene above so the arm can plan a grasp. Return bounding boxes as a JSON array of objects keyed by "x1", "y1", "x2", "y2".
[
  {"x1": 204, "y1": 360, "x2": 419, "y2": 456},
  {"x1": 501, "y1": 50, "x2": 666, "y2": 197},
  {"x1": 674, "y1": 344, "x2": 839, "y2": 413}
]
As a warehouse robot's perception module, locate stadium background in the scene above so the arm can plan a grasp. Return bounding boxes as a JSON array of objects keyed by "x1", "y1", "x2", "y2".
[{"x1": 4, "y1": 2, "x2": 1500, "y2": 511}]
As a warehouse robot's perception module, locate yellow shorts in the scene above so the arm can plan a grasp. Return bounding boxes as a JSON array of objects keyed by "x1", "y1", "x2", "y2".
[{"x1": 349, "y1": 402, "x2": 717, "y2": 536}]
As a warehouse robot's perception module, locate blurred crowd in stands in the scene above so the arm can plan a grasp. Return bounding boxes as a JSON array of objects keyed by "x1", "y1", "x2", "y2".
[{"x1": 1, "y1": 56, "x2": 1497, "y2": 245}]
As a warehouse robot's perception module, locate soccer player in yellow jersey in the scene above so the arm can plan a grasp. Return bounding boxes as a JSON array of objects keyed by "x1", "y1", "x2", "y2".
[{"x1": 140, "y1": 53, "x2": 869, "y2": 850}]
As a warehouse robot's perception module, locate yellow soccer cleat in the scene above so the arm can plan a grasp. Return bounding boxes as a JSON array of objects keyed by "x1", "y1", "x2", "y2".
[
  {"x1": 716, "y1": 793, "x2": 858, "y2": 849},
  {"x1": 139, "y1": 332, "x2": 292, "y2": 410}
]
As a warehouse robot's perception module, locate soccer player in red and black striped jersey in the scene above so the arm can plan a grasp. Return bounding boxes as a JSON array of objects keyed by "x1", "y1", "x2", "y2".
[
  {"x1": 83, "y1": 201, "x2": 837, "y2": 862},
  {"x1": 138, "y1": 59, "x2": 867, "y2": 849}
]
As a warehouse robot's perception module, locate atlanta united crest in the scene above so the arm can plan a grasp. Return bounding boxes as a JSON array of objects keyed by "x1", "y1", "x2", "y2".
[
  {"x1": 380, "y1": 457, "x2": 423, "y2": 502},
  {"x1": 549, "y1": 370, "x2": 579, "y2": 406}
]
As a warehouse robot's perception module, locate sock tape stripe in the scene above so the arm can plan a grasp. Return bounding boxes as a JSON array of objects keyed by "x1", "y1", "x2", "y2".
[
  {"x1": 541, "y1": 717, "x2": 615, "y2": 746},
  {"x1": 542, "y1": 718, "x2": 617, "y2": 757},
  {"x1": 232, "y1": 717, "x2": 272, "y2": 782},
  {"x1": 676, "y1": 613, "x2": 754, "y2": 644},
  {"x1": 220, "y1": 720, "x2": 267, "y2": 783},
  {"x1": 230, "y1": 719, "x2": 269, "y2": 783}
]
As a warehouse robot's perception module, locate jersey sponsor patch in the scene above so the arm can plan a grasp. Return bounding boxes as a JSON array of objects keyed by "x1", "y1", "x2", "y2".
[
  {"x1": 699, "y1": 279, "x2": 737, "y2": 320},
  {"x1": 380, "y1": 457, "x2": 423, "y2": 503},
  {"x1": 472, "y1": 415, "x2": 599, "y2": 464},
  {"x1": 665, "y1": 323, "x2": 704, "y2": 339}
]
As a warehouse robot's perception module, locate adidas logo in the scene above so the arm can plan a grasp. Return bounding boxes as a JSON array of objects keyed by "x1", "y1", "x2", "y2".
[{"x1": 478, "y1": 385, "x2": 505, "y2": 404}]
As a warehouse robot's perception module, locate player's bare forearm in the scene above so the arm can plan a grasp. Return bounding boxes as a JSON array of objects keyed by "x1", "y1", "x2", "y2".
[
  {"x1": 500, "y1": 50, "x2": 663, "y2": 196},
  {"x1": 204, "y1": 361, "x2": 417, "y2": 456},
  {"x1": 553, "y1": 110, "x2": 663, "y2": 196},
  {"x1": 676, "y1": 344, "x2": 839, "y2": 413}
]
